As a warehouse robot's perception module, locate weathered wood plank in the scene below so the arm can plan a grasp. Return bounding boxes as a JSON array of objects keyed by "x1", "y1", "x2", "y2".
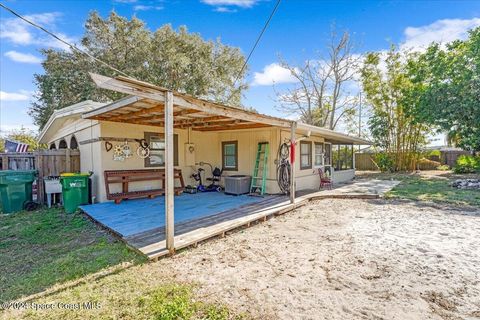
[{"x1": 165, "y1": 91, "x2": 175, "y2": 253}]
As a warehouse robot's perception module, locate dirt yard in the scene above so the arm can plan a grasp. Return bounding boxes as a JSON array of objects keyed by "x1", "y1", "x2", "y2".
[{"x1": 3, "y1": 198, "x2": 480, "y2": 319}]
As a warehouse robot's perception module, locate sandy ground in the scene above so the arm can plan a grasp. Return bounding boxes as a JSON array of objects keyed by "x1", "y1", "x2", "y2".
[
  {"x1": 165, "y1": 199, "x2": 480, "y2": 320},
  {"x1": 3, "y1": 198, "x2": 480, "y2": 319}
]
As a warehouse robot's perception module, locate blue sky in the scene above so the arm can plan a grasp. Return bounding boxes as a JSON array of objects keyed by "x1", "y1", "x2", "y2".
[{"x1": 1, "y1": 0, "x2": 480, "y2": 141}]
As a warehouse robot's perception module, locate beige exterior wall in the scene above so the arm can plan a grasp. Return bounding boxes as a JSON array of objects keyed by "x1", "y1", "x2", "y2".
[
  {"x1": 332, "y1": 169, "x2": 356, "y2": 184},
  {"x1": 46, "y1": 119, "x2": 356, "y2": 202},
  {"x1": 278, "y1": 129, "x2": 327, "y2": 192},
  {"x1": 217, "y1": 127, "x2": 280, "y2": 193},
  {"x1": 95, "y1": 121, "x2": 220, "y2": 202}
]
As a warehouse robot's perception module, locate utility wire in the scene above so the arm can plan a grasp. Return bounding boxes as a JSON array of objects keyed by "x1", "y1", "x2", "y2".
[
  {"x1": 0, "y1": 2, "x2": 130, "y2": 77},
  {"x1": 233, "y1": 0, "x2": 281, "y2": 87}
]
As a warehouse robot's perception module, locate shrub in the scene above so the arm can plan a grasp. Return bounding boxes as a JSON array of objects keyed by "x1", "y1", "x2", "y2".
[
  {"x1": 453, "y1": 155, "x2": 480, "y2": 173},
  {"x1": 428, "y1": 150, "x2": 441, "y2": 158},
  {"x1": 436, "y1": 164, "x2": 450, "y2": 171},
  {"x1": 374, "y1": 153, "x2": 395, "y2": 172}
]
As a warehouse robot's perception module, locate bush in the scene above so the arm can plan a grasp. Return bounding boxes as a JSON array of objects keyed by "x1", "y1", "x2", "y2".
[
  {"x1": 428, "y1": 150, "x2": 441, "y2": 158},
  {"x1": 374, "y1": 153, "x2": 395, "y2": 172},
  {"x1": 453, "y1": 155, "x2": 480, "y2": 173},
  {"x1": 436, "y1": 164, "x2": 450, "y2": 171}
]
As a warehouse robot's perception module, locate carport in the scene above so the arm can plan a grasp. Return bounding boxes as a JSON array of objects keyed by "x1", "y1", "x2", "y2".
[{"x1": 82, "y1": 73, "x2": 297, "y2": 258}]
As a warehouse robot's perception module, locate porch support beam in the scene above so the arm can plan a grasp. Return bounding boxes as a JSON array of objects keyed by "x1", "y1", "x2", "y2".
[
  {"x1": 165, "y1": 90, "x2": 175, "y2": 254},
  {"x1": 290, "y1": 122, "x2": 296, "y2": 204},
  {"x1": 86, "y1": 73, "x2": 293, "y2": 128}
]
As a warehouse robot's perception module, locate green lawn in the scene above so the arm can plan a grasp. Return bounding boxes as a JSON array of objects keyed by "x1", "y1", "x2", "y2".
[
  {"x1": 360, "y1": 171, "x2": 480, "y2": 206},
  {"x1": 0, "y1": 208, "x2": 241, "y2": 319},
  {"x1": 0, "y1": 207, "x2": 146, "y2": 302}
]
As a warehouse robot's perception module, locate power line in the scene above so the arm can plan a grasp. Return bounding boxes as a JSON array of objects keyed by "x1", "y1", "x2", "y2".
[
  {"x1": 0, "y1": 2, "x2": 130, "y2": 77},
  {"x1": 233, "y1": 0, "x2": 281, "y2": 87}
]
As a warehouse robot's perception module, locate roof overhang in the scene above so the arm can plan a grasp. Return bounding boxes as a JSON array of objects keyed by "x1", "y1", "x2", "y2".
[
  {"x1": 38, "y1": 100, "x2": 106, "y2": 144},
  {"x1": 80, "y1": 73, "x2": 371, "y2": 144},
  {"x1": 82, "y1": 73, "x2": 293, "y2": 131},
  {"x1": 296, "y1": 122, "x2": 372, "y2": 145}
]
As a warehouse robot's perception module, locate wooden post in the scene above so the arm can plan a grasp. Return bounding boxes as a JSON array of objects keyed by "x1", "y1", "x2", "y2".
[
  {"x1": 65, "y1": 149, "x2": 72, "y2": 172},
  {"x1": 352, "y1": 146, "x2": 356, "y2": 171},
  {"x1": 290, "y1": 122, "x2": 296, "y2": 204},
  {"x1": 165, "y1": 91, "x2": 175, "y2": 253},
  {"x1": 1, "y1": 155, "x2": 8, "y2": 170},
  {"x1": 36, "y1": 151, "x2": 44, "y2": 204}
]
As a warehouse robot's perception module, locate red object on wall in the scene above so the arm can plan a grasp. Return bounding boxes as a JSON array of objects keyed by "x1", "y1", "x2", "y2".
[{"x1": 290, "y1": 141, "x2": 295, "y2": 164}]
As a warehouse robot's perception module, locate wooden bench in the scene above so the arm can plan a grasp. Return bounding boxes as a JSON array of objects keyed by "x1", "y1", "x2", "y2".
[{"x1": 104, "y1": 169, "x2": 185, "y2": 204}]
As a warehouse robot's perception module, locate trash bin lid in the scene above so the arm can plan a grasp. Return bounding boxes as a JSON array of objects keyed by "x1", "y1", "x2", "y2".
[
  {"x1": 60, "y1": 173, "x2": 91, "y2": 177},
  {"x1": 0, "y1": 170, "x2": 37, "y2": 176}
]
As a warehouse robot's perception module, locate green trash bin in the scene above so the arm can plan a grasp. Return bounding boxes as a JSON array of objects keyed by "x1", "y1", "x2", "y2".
[
  {"x1": 0, "y1": 170, "x2": 37, "y2": 214},
  {"x1": 60, "y1": 173, "x2": 90, "y2": 214}
]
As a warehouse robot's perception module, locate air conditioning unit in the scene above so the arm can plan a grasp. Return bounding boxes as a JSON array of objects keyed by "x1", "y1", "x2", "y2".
[{"x1": 224, "y1": 175, "x2": 252, "y2": 195}]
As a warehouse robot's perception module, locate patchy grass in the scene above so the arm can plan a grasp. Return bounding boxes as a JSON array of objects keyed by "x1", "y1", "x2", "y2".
[
  {"x1": 2, "y1": 264, "x2": 245, "y2": 319},
  {"x1": 359, "y1": 171, "x2": 480, "y2": 206},
  {"x1": 0, "y1": 207, "x2": 145, "y2": 302},
  {"x1": 139, "y1": 283, "x2": 242, "y2": 320},
  {"x1": 0, "y1": 209, "x2": 242, "y2": 319}
]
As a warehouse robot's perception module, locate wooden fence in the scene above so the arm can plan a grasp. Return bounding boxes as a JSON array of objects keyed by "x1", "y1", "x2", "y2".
[
  {"x1": 355, "y1": 153, "x2": 378, "y2": 171},
  {"x1": 355, "y1": 150, "x2": 470, "y2": 171},
  {"x1": 441, "y1": 150, "x2": 470, "y2": 167},
  {"x1": 0, "y1": 149, "x2": 80, "y2": 204}
]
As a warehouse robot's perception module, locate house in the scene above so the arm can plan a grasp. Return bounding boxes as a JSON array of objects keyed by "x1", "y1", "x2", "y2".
[{"x1": 38, "y1": 73, "x2": 370, "y2": 258}]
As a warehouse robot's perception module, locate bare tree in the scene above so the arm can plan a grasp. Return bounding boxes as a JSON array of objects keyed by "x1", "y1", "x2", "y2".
[{"x1": 275, "y1": 27, "x2": 360, "y2": 130}]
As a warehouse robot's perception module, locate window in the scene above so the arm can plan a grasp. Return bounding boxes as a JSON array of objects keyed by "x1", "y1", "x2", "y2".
[
  {"x1": 314, "y1": 142, "x2": 324, "y2": 167},
  {"x1": 144, "y1": 132, "x2": 178, "y2": 167},
  {"x1": 300, "y1": 141, "x2": 312, "y2": 169},
  {"x1": 222, "y1": 141, "x2": 238, "y2": 171},
  {"x1": 332, "y1": 144, "x2": 353, "y2": 171}
]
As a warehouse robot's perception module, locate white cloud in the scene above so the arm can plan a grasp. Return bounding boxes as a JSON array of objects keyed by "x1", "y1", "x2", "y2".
[
  {"x1": 202, "y1": 0, "x2": 257, "y2": 9},
  {"x1": 4, "y1": 51, "x2": 42, "y2": 64},
  {"x1": 214, "y1": 6, "x2": 237, "y2": 13},
  {"x1": 0, "y1": 90, "x2": 33, "y2": 101},
  {"x1": 134, "y1": 5, "x2": 164, "y2": 11},
  {"x1": 401, "y1": 17, "x2": 480, "y2": 51},
  {"x1": 0, "y1": 124, "x2": 38, "y2": 135},
  {"x1": 114, "y1": 0, "x2": 138, "y2": 3},
  {"x1": 252, "y1": 63, "x2": 299, "y2": 86},
  {"x1": 0, "y1": 12, "x2": 59, "y2": 45},
  {"x1": 0, "y1": 12, "x2": 75, "y2": 50}
]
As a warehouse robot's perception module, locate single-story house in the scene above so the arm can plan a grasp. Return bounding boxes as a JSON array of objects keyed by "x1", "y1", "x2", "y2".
[{"x1": 38, "y1": 73, "x2": 370, "y2": 257}]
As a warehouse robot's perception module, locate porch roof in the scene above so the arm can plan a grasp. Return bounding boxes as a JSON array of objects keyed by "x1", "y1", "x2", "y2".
[
  {"x1": 81, "y1": 73, "x2": 371, "y2": 144},
  {"x1": 82, "y1": 73, "x2": 292, "y2": 131},
  {"x1": 296, "y1": 123, "x2": 372, "y2": 145}
]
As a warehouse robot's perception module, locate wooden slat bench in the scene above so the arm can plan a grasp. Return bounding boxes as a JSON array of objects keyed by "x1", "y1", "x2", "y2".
[{"x1": 104, "y1": 169, "x2": 185, "y2": 204}]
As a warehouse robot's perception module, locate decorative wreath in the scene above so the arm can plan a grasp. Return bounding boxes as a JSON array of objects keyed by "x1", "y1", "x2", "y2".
[
  {"x1": 135, "y1": 139, "x2": 150, "y2": 159},
  {"x1": 136, "y1": 146, "x2": 150, "y2": 158}
]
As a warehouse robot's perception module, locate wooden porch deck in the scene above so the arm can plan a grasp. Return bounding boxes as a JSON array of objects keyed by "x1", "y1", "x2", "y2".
[{"x1": 128, "y1": 195, "x2": 289, "y2": 259}]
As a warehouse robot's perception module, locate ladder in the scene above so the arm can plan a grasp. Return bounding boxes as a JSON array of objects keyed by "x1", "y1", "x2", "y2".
[{"x1": 250, "y1": 142, "x2": 269, "y2": 195}]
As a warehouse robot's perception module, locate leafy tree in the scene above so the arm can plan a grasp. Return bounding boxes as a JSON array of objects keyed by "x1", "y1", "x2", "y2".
[
  {"x1": 361, "y1": 47, "x2": 430, "y2": 171},
  {"x1": 0, "y1": 127, "x2": 45, "y2": 152},
  {"x1": 30, "y1": 12, "x2": 248, "y2": 129},
  {"x1": 408, "y1": 27, "x2": 480, "y2": 152}
]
